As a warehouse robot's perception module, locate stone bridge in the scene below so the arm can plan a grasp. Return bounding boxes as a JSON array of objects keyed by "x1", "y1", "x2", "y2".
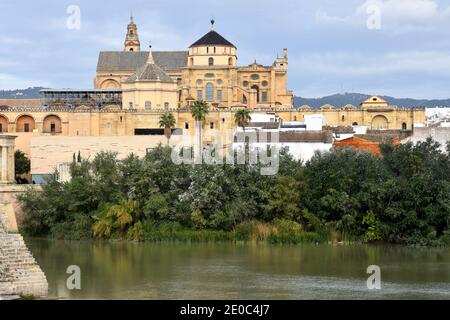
[{"x1": 0, "y1": 135, "x2": 48, "y2": 299}]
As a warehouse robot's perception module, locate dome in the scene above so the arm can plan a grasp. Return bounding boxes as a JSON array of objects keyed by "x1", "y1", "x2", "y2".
[{"x1": 189, "y1": 30, "x2": 235, "y2": 48}]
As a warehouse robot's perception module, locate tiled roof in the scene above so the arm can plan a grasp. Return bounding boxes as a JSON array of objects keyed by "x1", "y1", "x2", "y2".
[
  {"x1": 189, "y1": 30, "x2": 235, "y2": 48},
  {"x1": 96, "y1": 51, "x2": 188, "y2": 72},
  {"x1": 124, "y1": 63, "x2": 174, "y2": 83}
]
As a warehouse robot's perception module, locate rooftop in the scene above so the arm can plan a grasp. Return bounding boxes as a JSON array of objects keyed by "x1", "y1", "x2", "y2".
[
  {"x1": 124, "y1": 62, "x2": 174, "y2": 83},
  {"x1": 96, "y1": 51, "x2": 188, "y2": 72},
  {"x1": 189, "y1": 30, "x2": 236, "y2": 48}
]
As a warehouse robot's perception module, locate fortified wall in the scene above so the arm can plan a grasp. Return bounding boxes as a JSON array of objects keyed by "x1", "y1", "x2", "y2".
[{"x1": 0, "y1": 135, "x2": 47, "y2": 299}]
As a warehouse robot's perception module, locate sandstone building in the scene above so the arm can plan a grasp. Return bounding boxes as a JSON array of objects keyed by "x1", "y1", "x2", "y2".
[
  {"x1": 96, "y1": 18, "x2": 293, "y2": 109},
  {"x1": 0, "y1": 17, "x2": 426, "y2": 181}
]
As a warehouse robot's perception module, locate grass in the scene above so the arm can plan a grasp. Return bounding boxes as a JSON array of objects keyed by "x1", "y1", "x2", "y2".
[{"x1": 141, "y1": 220, "x2": 325, "y2": 244}]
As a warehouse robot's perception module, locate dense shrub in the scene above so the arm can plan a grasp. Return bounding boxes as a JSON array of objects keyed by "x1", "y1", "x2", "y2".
[{"x1": 18, "y1": 140, "x2": 450, "y2": 246}]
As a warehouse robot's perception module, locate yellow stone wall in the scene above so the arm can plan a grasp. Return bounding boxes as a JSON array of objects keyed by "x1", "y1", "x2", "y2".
[
  {"x1": 122, "y1": 81, "x2": 179, "y2": 110},
  {"x1": 0, "y1": 105, "x2": 426, "y2": 160},
  {"x1": 188, "y1": 46, "x2": 237, "y2": 67}
]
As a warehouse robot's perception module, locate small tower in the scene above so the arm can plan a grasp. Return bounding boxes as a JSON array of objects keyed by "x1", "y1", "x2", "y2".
[
  {"x1": 124, "y1": 15, "x2": 140, "y2": 52},
  {"x1": 274, "y1": 48, "x2": 288, "y2": 71}
]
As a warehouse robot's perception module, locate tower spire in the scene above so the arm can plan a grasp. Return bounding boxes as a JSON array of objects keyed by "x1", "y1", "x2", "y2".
[
  {"x1": 124, "y1": 15, "x2": 140, "y2": 52},
  {"x1": 210, "y1": 18, "x2": 215, "y2": 31},
  {"x1": 147, "y1": 44, "x2": 154, "y2": 64}
]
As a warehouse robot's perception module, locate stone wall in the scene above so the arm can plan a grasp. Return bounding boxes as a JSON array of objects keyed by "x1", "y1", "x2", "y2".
[
  {"x1": 0, "y1": 208, "x2": 48, "y2": 298},
  {"x1": 403, "y1": 127, "x2": 450, "y2": 150},
  {"x1": 0, "y1": 185, "x2": 38, "y2": 227}
]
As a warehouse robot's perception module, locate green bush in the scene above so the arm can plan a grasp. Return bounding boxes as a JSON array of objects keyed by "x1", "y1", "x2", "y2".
[
  {"x1": 17, "y1": 142, "x2": 450, "y2": 246},
  {"x1": 267, "y1": 232, "x2": 322, "y2": 245},
  {"x1": 50, "y1": 214, "x2": 93, "y2": 240},
  {"x1": 127, "y1": 221, "x2": 145, "y2": 241},
  {"x1": 142, "y1": 221, "x2": 233, "y2": 242}
]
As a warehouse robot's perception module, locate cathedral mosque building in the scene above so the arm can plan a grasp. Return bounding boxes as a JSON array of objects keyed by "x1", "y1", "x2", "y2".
[
  {"x1": 0, "y1": 17, "x2": 426, "y2": 180},
  {"x1": 95, "y1": 18, "x2": 293, "y2": 109}
]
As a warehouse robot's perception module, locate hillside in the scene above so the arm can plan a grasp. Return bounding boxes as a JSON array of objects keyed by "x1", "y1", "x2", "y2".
[
  {"x1": 294, "y1": 93, "x2": 450, "y2": 108},
  {"x1": 0, "y1": 87, "x2": 45, "y2": 99},
  {"x1": 1, "y1": 88, "x2": 449, "y2": 108}
]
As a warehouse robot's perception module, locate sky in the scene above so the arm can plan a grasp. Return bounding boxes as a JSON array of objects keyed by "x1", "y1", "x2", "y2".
[{"x1": 0, "y1": 0, "x2": 450, "y2": 99}]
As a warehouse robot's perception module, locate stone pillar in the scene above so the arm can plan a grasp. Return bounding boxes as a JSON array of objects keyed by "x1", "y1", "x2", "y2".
[{"x1": 0, "y1": 135, "x2": 17, "y2": 184}]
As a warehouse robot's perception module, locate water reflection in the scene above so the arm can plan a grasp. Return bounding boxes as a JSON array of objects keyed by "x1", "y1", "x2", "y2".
[{"x1": 25, "y1": 239, "x2": 450, "y2": 300}]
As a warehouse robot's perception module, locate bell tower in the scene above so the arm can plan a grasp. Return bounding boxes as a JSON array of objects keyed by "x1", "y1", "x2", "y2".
[{"x1": 124, "y1": 15, "x2": 140, "y2": 52}]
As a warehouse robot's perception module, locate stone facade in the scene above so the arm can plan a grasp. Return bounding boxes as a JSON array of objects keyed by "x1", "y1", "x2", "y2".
[{"x1": 96, "y1": 18, "x2": 294, "y2": 109}]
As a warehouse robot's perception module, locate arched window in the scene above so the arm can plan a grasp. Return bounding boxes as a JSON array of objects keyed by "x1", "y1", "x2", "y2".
[
  {"x1": 16, "y1": 115, "x2": 36, "y2": 132},
  {"x1": 342, "y1": 115, "x2": 345, "y2": 121},
  {"x1": 352, "y1": 122, "x2": 358, "y2": 126},
  {"x1": 0, "y1": 115, "x2": 8, "y2": 133},
  {"x1": 402, "y1": 122, "x2": 407, "y2": 130},
  {"x1": 205, "y1": 83, "x2": 214, "y2": 101},
  {"x1": 208, "y1": 57, "x2": 214, "y2": 66},
  {"x1": 43, "y1": 115, "x2": 62, "y2": 134},
  {"x1": 129, "y1": 48, "x2": 134, "y2": 52},
  {"x1": 251, "y1": 85, "x2": 260, "y2": 103},
  {"x1": 145, "y1": 101, "x2": 151, "y2": 110},
  {"x1": 228, "y1": 57, "x2": 233, "y2": 66}
]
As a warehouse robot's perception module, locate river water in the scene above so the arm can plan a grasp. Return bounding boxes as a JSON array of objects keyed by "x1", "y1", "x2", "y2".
[{"x1": 25, "y1": 239, "x2": 450, "y2": 300}]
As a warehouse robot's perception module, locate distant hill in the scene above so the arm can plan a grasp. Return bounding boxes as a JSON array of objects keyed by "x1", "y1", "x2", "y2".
[
  {"x1": 0, "y1": 87, "x2": 44, "y2": 99},
  {"x1": 1, "y1": 88, "x2": 449, "y2": 108},
  {"x1": 294, "y1": 93, "x2": 450, "y2": 108}
]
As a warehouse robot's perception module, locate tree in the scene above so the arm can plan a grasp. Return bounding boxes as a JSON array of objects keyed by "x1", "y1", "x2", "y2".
[
  {"x1": 15, "y1": 150, "x2": 30, "y2": 175},
  {"x1": 191, "y1": 100, "x2": 209, "y2": 161},
  {"x1": 158, "y1": 112, "x2": 176, "y2": 145},
  {"x1": 267, "y1": 176, "x2": 302, "y2": 221},
  {"x1": 234, "y1": 108, "x2": 251, "y2": 132}
]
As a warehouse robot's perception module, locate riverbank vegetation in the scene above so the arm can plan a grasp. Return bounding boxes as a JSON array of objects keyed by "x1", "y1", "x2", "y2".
[{"x1": 19, "y1": 139, "x2": 450, "y2": 246}]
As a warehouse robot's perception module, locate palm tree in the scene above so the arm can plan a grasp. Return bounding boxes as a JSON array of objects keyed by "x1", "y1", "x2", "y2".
[
  {"x1": 234, "y1": 108, "x2": 252, "y2": 132},
  {"x1": 158, "y1": 112, "x2": 176, "y2": 145},
  {"x1": 191, "y1": 100, "x2": 209, "y2": 161}
]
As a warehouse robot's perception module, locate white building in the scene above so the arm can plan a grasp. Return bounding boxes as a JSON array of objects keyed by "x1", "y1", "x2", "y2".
[{"x1": 233, "y1": 112, "x2": 332, "y2": 162}]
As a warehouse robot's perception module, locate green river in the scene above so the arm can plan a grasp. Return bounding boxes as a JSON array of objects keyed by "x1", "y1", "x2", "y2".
[{"x1": 25, "y1": 239, "x2": 450, "y2": 300}]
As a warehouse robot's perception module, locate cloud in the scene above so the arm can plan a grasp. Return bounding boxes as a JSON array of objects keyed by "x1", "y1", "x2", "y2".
[
  {"x1": 316, "y1": 0, "x2": 450, "y2": 32},
  {"x1": 293, "y1": 50, "x2": 450, "y2": 76},
  {"x1": 0, "y1": 73, "x2": 51, "y2": 90},
  {"x1": 315, "y1": 8, "x2": 353, "y2": 25}
]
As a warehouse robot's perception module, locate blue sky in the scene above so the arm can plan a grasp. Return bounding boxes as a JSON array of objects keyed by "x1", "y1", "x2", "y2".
[{"x1": 1, "y1": 0, "x2": 450, "y2": 99}]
